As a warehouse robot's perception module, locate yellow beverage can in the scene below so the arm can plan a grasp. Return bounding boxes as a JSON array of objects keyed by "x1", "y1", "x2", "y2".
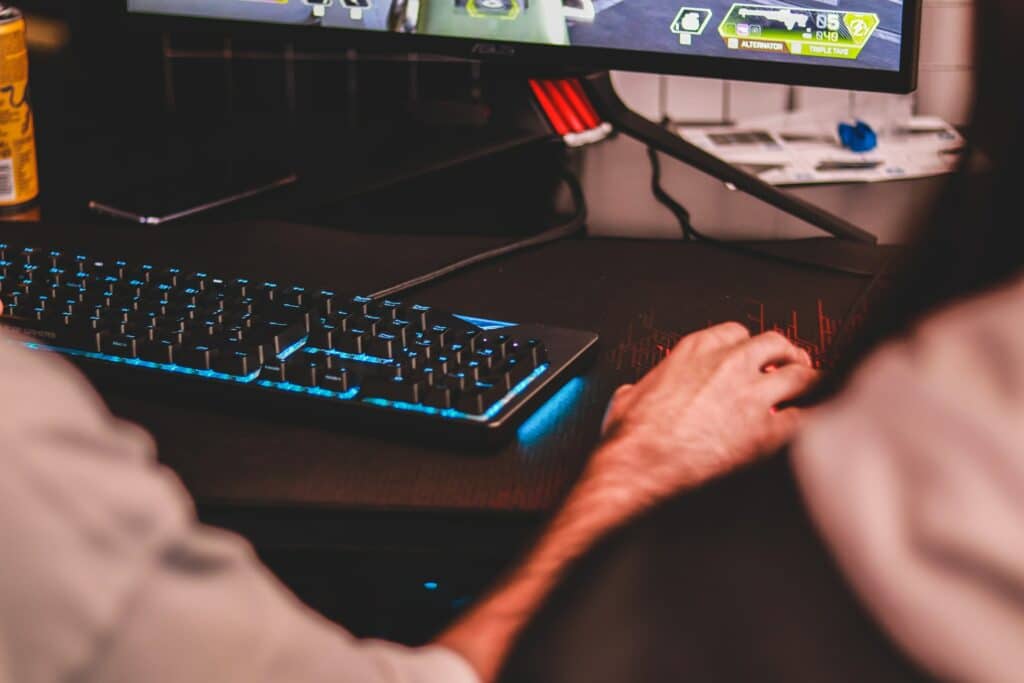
[{"x1": 0, "y1": 5, "x2": 39, "y2": 214}]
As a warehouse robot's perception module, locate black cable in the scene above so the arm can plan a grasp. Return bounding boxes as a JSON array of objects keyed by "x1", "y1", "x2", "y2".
[
  {"x1": 647, "y1": 137, "x2": 903, "y2": 382},
  {"x1": 646, "y1": 144, "x2": 877, "y2": 279},
  {"x1": 647, "y1": 144, "x2": 698, "y2": 242},
  {"x1": 367, "y1": 169, "x2": 587, "y2": 301}
]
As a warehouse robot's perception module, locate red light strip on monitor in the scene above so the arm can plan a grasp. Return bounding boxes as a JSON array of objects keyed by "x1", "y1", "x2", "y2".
[
  {"x1": 529, "y1": 79, "x2": 570, "y2": 136},
  {"x1": 529, "y1": 77, "x2": 613, "y2": 147}
]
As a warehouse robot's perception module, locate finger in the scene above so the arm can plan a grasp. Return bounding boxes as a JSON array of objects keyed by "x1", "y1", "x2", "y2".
[
  {"x1": 0, "y1": 300, "x2": 4, "y2": 316},
  {"x1": 759, "y1": 407, "x2": 806, "y2": 454},
  {"x1": 611, "y1": 383, "x2": 634, "y2": 401},
  {"x1": 741, "y1": 332, "x2": 810, "y2": 371},
  {"x1": 601, "y1": 384, "x2": 634, "y2": 436},
  {"x1": 607, "y1": 383, "x2": 635, "y2": 414},
  {"x1": 758, "y1": 364, "x2": 820, "y2": 406},
  {"x1": 672, "y1": 321, "x2": 749, "y2": 357},
  {"x1": 704, "y1": 321, "x2": 751, "y2": 347},
  {"x1": 763, "y1": 351, "x2": 812, "y2": 374}
]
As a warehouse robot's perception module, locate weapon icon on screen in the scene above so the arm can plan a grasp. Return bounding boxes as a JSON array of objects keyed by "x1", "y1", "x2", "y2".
[{"x1": 737, "y1": 7, "x2": 809, "y2": 31}]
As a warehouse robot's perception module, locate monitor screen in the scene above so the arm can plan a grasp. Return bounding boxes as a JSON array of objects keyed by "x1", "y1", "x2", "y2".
[{"x1": 128, "y1": 0, "x2": 918, "y2": 91}]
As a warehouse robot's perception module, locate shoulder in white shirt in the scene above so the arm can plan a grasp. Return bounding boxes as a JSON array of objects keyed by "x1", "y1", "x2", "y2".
[
  {"x1": 794, "y1": 275, "x2": 1024, "y2": 683},
  {"x1": 0, "y1": 332, "x2": 478, "y2": 683}
]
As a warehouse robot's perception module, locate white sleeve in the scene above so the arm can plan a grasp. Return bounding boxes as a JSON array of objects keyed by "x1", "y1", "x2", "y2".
[
  {"x1": 792, "y1": 277, "x2": 1024, "y2": 683},
  {"x1": 0, "y1": 333, "x2": 478, "y2": 683}
]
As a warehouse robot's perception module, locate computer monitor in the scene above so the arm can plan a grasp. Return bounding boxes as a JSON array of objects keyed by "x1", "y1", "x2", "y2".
[{"x1": 127, "y1": 0, "x2": 921, "y2": 93}]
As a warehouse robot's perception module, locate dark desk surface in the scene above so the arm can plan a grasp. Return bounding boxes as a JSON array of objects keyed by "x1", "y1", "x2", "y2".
[{"x1": 0, "y1": 221, "x2": 889, "y2": 516}]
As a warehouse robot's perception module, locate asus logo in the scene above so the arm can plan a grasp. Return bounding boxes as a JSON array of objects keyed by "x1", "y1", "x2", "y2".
[{"x1": 471, "y1": 43, "x2": 516, "y2": 57}]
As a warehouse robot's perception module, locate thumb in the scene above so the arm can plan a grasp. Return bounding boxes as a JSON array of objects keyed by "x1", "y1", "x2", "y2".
[{"x1": 602, "y1": 384, "x2": 635, "y2": 436}]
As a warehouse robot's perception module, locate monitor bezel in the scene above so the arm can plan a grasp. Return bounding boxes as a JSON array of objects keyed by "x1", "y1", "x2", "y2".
[{"x1": 125, "y1": 1, "x2": 922, "y2": 94}]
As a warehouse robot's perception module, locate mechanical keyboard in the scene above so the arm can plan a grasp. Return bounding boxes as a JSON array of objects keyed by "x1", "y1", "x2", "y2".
[{"x1": 0, "y1": 244, "x2": 598, "y2": 446}]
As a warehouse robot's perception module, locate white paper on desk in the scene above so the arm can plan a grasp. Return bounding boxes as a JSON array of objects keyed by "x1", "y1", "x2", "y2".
[{"x1": 677, "y1": 111, "x2": 965, "y2": 186}]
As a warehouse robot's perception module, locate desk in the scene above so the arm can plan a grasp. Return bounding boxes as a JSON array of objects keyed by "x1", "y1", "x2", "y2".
[
  {"x1": 0, "y1": 220, "x2": 890, "y2": 515},
  {"x1": 0, "y1": 218, "x2": 891, "y2": 641},
  {"x1": 9, "y1": 43, "x2": 916, "y2": 643}
]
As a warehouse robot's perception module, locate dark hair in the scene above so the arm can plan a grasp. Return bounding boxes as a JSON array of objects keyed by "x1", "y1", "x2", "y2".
[{"x1": 821, "y1": 0, "x2": 1024, "y2": 395}]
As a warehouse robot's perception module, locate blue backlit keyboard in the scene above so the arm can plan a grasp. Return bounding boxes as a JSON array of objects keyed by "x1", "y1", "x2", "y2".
[{"x1": 0, "y1": 244, "x2": 598, "y2": 446}]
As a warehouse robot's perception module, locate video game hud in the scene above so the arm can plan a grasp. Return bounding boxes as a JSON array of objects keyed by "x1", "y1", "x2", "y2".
[{"x1": 131, "y1": 0, "x2": 904, "y2": 72}]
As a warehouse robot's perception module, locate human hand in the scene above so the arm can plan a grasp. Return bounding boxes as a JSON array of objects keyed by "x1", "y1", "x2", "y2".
[
  {"x1": 586, "y1": 322, "x2": 818, "y2": 510},
  {"x1": 438, "y1": 324, "x2": 816, "y2": 682}
]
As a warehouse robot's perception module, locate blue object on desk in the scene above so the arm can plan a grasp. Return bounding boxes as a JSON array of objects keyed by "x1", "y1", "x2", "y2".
[{"x1": 838, "y1": 120, "x2": 878, "y2": 152}]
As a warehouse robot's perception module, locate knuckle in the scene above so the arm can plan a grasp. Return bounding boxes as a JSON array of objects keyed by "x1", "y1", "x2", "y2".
[
  {"x1": 685, "y1": 322, "x2": 749, "y2": 355},
  {"x1": 718, "y1": 348, "x2": 748, "y2": 373},
  {"x1": 672, "y1": 333, "x2": 699, "y2": 354},
  {"x1": 717, "y1": 321, "x2": 751, "y2": 340},
  {"x1": 612, "y1": 383, "x2": 634, "y2": 399},
  {"x1": 771, "y1": 366, "x2": 810, "y2": 391},
  {"x1": 759, "y1": 330, "x2": 791, "y2": 348},
  {"x1": 789, "y1": 364, "x2": 819, "y2": 382}
]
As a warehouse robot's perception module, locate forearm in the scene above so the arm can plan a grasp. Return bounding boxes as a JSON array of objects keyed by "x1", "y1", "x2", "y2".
[
  {"x1": 436, "y1": 440, "x2": 663, "y2": 682},
  {"x1": 437, "y1": 414, "x2": 791, "y2": 683}
]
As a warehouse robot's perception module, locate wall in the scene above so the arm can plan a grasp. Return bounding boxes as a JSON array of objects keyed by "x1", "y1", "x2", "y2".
[{"x1": 581, "y1": 0, "x2": 973, "y2": 243}]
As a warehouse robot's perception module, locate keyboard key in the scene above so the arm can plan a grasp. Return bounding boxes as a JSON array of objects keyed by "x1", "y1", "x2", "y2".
[
  {"x1": 265, "y1": 321, "x2": 307, "y2": 355},
  {"x1": 214, "y1": 350, "x2": 260, "y2": 377},
  {"x1": 391, "y1": 347, "x2": 414, "y2": 368},
  {"x1": 258, "y1": 360, "x2": 287, "y2": 383},
  {"x1": 380, "y1": 300, "x2": 402, "y2": 320},
  {"x1": 279, "y1": 286, "x2": 305, "y2": 306},
  {"x1": 311, "y1": 290, "x2": 336, "y2": 315},
  {"x1": 325, "y1": 310, "x2": 352, "y2": 333},
  {"x1": 463, "y1": 359, "x2": 484, "y2": 382},
  {"x1": 319, "y1": 367, "x2": 351, "y2": 392},
  {"x1": 525, "y1": 339, "x2": 548, "y2": 367},
  {"x1": 492, "y1": 334, "x2": 512, "y2": 354},
  {"x1": 366, "y1": 332, "x2": 397, "y2": 359},
  {"x1": 413, "y1": 339, "x2": 434, "y2": 360},
  {"x1": 101, "y1": 333, "x2": 141, "y2": 358},
  {"x1": 427, "y1": 324, "x2": 449, "y2": 346},
  {"x1": 136, "y1": 338, "x2": 167, "y2": 362},
  {"x1": 445, "y1": 371, "x2": 472, "y2": 392},
  {"x1": 405, "y1": 304, "x2": 432, "y2": 329},
  {"x1": 257, "y1": 282, "x2": 279, "y2": 301},
  {"x1": 353, "y1": 315, "x2": 382, "y2": 336},
  {"x1": 457, "y1": 383, "x2": 505, "y2": 415},
  {"x1": 178, "y1": 344, "x2": 220, "y2": 370},
  {"x1": 386, "y1": 319, "x2": 411, "y2": 347},
  {"x1": 461, "y1": 329, "x2": 481, "y2": 351},
  {"x1": 307, "y1": 322, "x2": 338, "y2": 349},
  {"x1": 475, "y1": 348, "x2": 499, "y2": 370},
  {"x1": 505, "y1": 356, "x2": 532, "y2": 384},
  {"x1": 336, "y1": 329, "x2": 367, "y2": 354},
  {"x1": 226, "y1": 278, "x2": 250, "y2": 297},
  {"x1": 286, "y1": 357, "x2": 322, "y2": 387},
  {"x1": 361, "y1": 376, "x2": 424, "y2": 404},
  {"x1": 350, "y1": 295, "x2": 373, "y2": 315},
  {"x1": 432, "y1": 355, "x2": 452, "y2": 375},
  {"x1": 423, "y1": 386, "x2": 453, "y2": 409}
]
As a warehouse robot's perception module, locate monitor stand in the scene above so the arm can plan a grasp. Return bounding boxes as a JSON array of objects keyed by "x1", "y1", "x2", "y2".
[{"x1": 578, "y1": 71, "x2": 877, "y2": 244}]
